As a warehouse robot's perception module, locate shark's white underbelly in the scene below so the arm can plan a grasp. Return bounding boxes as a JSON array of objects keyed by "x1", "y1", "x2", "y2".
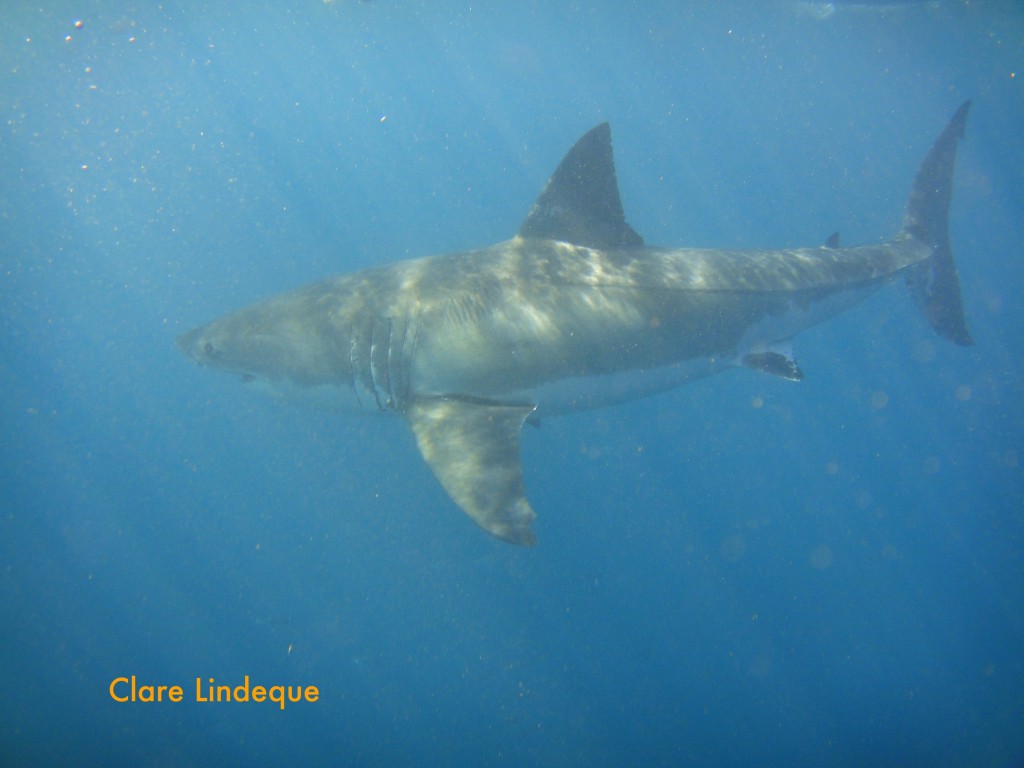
[{"x1": 488, "y1": 355, "x2": 729, "y2": 416}]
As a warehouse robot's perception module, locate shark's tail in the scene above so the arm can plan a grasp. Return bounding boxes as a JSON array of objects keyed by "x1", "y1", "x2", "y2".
[{"x1": 899, "y1": 100, "x2": 972, "y2": 345}]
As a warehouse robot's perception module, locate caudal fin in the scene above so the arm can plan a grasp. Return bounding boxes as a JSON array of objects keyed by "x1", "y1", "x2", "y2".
[{"x1": 901, "y1": 100, "x2": 973, "y2": 346}]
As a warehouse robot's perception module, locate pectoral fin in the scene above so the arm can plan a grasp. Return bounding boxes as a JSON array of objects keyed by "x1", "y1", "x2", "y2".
[
  {"x1": 406, "y1": 397, "x2": 538, "y2": 546},
  {"x1": 742, "y1": 349, "x2": 804, "y2": 381}
]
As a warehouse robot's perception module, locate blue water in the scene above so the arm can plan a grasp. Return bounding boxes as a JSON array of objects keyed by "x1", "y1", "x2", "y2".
[{"x1": 2, "y1": 1, "x2": 1022, "y2": 765}]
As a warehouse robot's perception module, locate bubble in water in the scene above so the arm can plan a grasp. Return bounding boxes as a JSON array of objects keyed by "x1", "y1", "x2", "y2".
[
  {"x1": 720, "y1": 535, "x2": 746, "y2": 563},
  {"x1": 912, "y1": 340, "x2": 936, "y2": 363},
  {"x1": 809, "y1": 545, "x2": 834, "y2": 570}
]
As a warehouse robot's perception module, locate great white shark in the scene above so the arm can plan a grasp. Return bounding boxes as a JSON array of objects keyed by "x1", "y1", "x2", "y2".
[{"x1": 179, "y1": 102, "x2": 972, "y2": 546}]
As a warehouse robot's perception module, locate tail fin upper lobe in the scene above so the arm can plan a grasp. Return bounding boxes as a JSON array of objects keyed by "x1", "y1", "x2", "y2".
[{"x1": 901, "y1": 100, "x2": 973, "y2": 346}]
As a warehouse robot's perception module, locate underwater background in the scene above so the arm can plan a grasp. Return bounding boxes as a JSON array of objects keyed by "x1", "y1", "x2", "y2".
[{"x1": 1, "y1": 1, "x2": 1022, "y2": 765}]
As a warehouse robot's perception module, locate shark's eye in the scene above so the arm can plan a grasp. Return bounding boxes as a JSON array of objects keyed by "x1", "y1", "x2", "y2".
[{"x1": 203, "y1": 341, "x2": 220, "y2": 359}]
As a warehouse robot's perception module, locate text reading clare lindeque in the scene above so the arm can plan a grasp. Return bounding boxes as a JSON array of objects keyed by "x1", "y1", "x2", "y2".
[{"x1": 109, "y1": 676, "x2": 319, "y2": 710}]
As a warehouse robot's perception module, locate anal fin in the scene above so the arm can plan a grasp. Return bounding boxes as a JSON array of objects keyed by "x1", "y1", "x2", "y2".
[{"x1": 406, "y1": 397, "x2": 538, "y2": 546}]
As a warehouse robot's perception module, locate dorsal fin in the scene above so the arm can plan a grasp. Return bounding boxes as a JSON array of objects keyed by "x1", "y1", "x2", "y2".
[
  {"x1": 518, "y1": 123, "x2": 644, "y2": 249},
  {"x1": 824, "y1": 231, "x2": 840, "y2": 248}
]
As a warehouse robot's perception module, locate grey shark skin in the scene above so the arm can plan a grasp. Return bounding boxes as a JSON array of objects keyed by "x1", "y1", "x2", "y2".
[
  {"x1": 793, "y1": 0, "x2": 938, "y2": 20},
  {"x1": 178, "y1": 102, "x2": 972, "y2": 546}
]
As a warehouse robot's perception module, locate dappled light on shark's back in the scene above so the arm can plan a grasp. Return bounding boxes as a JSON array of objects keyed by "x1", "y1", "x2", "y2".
[
  {"x1": 793, "y1": 0, "x2": 941, "y2": 20},
  {"x1": 179, "y1": 103, "x2": 972, "y2": 546}
]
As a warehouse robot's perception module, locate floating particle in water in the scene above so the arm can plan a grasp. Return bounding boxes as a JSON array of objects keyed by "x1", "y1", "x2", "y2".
[
  {"x1": 720, "y1": 534, "x2": 746, "y2": 563},
  {"x1": 912, "y1": 339, "x2": 936, "y2": 363},
  {"x1": 809, "y1": 545, "x2": 834, "y2": 570}
]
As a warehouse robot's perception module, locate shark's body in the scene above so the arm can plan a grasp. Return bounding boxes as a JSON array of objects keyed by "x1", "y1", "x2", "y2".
[
  {"x1": 793, "y1": 0, "x2": 939, "y2": 20},
  {"x1": 179, "y1": 103, "x2": 971, "y2": 545}
]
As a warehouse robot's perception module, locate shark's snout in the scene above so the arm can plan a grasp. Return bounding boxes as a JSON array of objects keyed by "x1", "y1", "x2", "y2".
[
  {"x1": 176, "y1": 324, "x2": 255, "y2": 383},
  {"x1": 176, "y1": 328, "x2": 201, "y2": 359},
  {"x1": 176, "y1": 327, "x2": 219, "y2": 366},
  {"x1": 176, "y1": 328, "x2": 197, "y2": 355}
]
